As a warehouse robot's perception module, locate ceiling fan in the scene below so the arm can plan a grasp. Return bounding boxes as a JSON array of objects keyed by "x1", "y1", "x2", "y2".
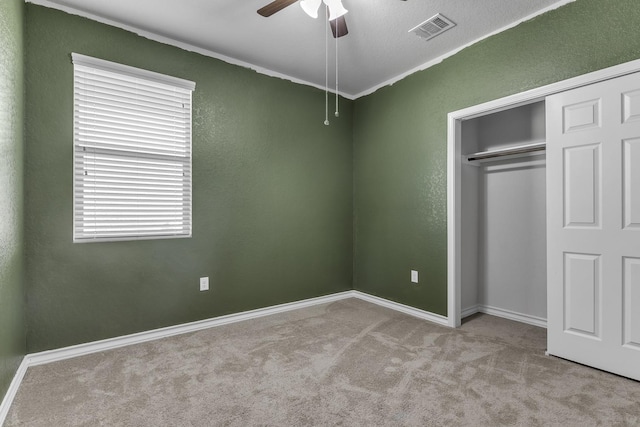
[{"x1": 257, "y1": 0, "x2": 349, "y2": 38}]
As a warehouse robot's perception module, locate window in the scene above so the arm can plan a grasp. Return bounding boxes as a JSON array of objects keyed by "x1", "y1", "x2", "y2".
[{"x1": 72, "y1": 54, "x2": 195, "y2": 242}]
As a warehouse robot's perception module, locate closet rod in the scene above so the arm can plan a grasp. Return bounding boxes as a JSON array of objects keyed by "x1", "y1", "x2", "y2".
[{"x1": 466, "y1": 142, "x2": 546, "y2": 162}]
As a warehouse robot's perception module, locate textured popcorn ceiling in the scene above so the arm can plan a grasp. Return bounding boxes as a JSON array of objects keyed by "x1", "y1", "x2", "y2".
[{"x1": 28, "y1": 0, "x2": 572, "y2": 97}]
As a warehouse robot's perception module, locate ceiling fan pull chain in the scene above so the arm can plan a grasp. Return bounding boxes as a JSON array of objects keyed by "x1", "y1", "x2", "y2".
[
  {"x1": 335, "y1": 27, "x2": 339, "y2": 118},
  {"x1": 324, "y1": 3, "x2": 330, "y2": 126}
]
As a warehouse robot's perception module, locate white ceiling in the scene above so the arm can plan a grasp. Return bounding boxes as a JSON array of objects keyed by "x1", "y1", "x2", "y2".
[{"x1": 31, "y1": 0, "x2": 572, "y2": 98}]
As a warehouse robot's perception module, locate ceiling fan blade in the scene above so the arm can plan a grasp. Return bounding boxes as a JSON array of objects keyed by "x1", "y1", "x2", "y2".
[
  {"x1": 330, "y1": 16, "x2": 348, "y2": 38},
  {"x1": 257, "y1": 0, "x2": 299, "y2": 17}
]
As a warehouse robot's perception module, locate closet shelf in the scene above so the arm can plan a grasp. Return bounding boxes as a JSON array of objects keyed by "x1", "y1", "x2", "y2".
[{"x1": 465, "y1": 142, "x2": 546, "y2": 163}]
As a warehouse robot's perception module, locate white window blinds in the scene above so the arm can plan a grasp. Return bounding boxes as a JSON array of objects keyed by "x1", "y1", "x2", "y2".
[{"x1": 72, "y1": 53, "x2": 196, "y2": 242}]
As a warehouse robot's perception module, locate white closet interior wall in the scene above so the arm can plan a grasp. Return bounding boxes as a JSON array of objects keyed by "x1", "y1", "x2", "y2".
[{"x1": 461, "y1": 101, "x2": 548, "y2": 324}]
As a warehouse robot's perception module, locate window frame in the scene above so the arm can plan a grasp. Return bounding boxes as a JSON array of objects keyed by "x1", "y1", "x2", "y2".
[{"x1": 72, "y1": 53, "x2": 196, "y2": 243}]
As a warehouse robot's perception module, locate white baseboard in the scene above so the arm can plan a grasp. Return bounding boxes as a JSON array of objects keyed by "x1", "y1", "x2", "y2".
[
  {"x1": 0, "y1": 289, "x2": 448, "y2": 423},
  {"x1": 462, "y1": 304, "x2": 547, "y2": 328},
  {"x1": 27, "y1": 291, "x2": 355, "y2": 367},
  {"x1": 461, "y1": 304, "x2": 480, "y2": 319},
  {"x1": 27, "y1": 290, "x2": 449, "y2": 367},
  {"x1": 352, "y1": 291, "x2": 449, "y2": 326},
  {"x1": 0, "y1": 356, "x2": 29, "y2": 426}
]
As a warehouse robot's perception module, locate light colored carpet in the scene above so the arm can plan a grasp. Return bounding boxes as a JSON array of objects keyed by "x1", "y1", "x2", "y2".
[{"x1": 5, "y1": 298, "x2": 640, "y2": 426}]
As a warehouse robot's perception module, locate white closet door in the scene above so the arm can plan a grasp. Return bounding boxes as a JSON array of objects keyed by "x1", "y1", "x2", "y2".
[{"x1": 546, "y1": 72, "x2": 640, "y2": 381}]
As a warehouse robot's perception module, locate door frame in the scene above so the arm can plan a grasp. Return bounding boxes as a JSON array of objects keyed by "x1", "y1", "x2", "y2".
[{"x1": 446, "y1": 58, "x2": 640, "y2": 327}]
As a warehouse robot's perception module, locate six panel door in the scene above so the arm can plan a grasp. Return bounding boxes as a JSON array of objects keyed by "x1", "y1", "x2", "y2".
[{"x1": 546, "y1": 72, "x2": 640, "y2": 381}]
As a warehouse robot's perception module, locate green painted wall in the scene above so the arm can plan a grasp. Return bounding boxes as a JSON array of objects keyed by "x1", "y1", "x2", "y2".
[
  {"x1": 21, "y1": 0, "x2": 640, "y2": 354},
  {"x1": 353, "y1": 0, "x2": 640, "y2": 315},
  {"x1": 25, "y1": 5, "x2": 353, "y2": 352},
  {"x1": 0, "y1": 0, "x2": 26, "y2": 403}
]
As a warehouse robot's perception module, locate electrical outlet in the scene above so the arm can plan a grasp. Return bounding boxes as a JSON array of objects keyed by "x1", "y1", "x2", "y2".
[
  {"x1": 199, "y1": 277, "x2": 209, "y2": 291},
  {"x1": 411, "y1": 270, "x2": 419, "y2": 284}
]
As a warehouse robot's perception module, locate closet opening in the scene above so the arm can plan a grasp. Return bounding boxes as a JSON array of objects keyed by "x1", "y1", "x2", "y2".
[
  {"x1": 447, "y1": 58, "x2": 640, "y2": 379},
  {"x1": 459, "y1": 101, "x2": 548, "y2": 329}
]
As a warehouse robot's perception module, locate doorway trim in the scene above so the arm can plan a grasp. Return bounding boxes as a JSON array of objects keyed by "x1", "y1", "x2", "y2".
[{"x1": 446, "y1": 58, "x2": 640, "y2": 327}]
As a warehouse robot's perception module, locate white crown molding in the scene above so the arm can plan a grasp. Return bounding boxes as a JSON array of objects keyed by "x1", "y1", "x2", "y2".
[
  {"x1": 25, "y1": 0, "x2": 575, "y2": 100},
  {"x1": 25, "y1": 0, "x2": 357, "y2": 100},
  {"x1": 351, "y1": 0, "x2": 577, "y2": 99}
]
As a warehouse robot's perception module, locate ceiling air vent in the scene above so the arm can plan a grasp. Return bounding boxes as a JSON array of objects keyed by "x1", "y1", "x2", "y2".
[{"x1": 409, "y1": 13, "x2": 456, "y2": 41}]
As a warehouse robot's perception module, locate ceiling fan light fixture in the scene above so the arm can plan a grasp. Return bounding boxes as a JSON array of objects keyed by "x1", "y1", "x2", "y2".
[
  {"x1": 323, "y1": 0, "x2": 348, "y2": 21},
  {"x1": 300, "y1": 0, "x2": 321, "y2": 18}
]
